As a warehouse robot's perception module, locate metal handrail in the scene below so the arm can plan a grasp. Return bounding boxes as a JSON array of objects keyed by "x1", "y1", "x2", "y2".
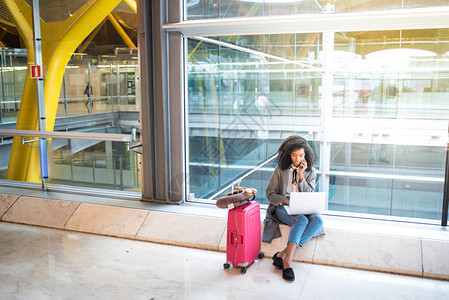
[
  {"x1": 327, "y1": 170, "x2": 444, "y2": 183},
  {"x1": 207, "y1": 153, "x2": 278, "y2": 200},
  {"x1": 0, "y1": 129, "x2": 132, "y2": 142},
  {"x1": 206, "y1": 131, "x2": 315, "y2": 200}
]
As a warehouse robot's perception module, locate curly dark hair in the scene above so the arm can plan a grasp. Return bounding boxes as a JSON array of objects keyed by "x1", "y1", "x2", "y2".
[{"x1": 277, "y1": 135, "x2": 315, "y2": 171}]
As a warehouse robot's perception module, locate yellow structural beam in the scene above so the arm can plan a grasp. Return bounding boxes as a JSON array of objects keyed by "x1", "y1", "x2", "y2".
[
  {"x1": 297, "y1": 33, "x2": 318, "y2": 59},
  {"x1": 107, "y1": 13, "x2": 136, "y2": 48},
  {"x1": 112, "y1": 12, "x2": 134, "y2": 30},
  {"x1": 5, "y1": 0, "x2": 122, "y2": 182},
  {"x1": 123, "y1": 0, "x2": 137, "y2": 14},
  {"x1": 0, "y1": 17, "x2": 17, "y2": 29},
  {"x1": 188, "y1": 40, "x2": 203, "y2": 60},
  {"x1": 77, "y1": 19, "x2": 106, "y2": 54},
  {"x1": 0, "y1": 31, "x2": 7, "y2": 47},
  {"x1": 1, "y1": 0, "x2": 33, "y2": 49}
]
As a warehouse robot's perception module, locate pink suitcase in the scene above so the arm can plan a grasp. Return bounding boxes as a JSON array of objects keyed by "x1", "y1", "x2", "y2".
[{"x1": 223, "y1": 201, "x2": 264, "y2": 273}]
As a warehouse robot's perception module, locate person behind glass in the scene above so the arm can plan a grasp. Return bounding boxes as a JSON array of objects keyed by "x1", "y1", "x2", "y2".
[
  {"x1": 263, "y1": 135, "x2": 324, "y2": 282},
  {"x1": 84, "y1": 82, "x2": 93, "y2": 112}
]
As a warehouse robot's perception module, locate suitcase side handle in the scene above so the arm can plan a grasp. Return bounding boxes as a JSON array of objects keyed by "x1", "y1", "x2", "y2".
[{"x1": 228, "y1": 230, "x2": 243, "y2": 246}]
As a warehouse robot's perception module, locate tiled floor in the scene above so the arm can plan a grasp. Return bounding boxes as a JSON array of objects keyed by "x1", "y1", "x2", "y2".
[{"x1": 1, "y1": 222, "x2": 449, "y2": 300}]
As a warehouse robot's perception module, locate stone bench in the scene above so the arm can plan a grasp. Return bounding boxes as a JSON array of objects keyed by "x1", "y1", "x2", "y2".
[{"x1": 1, "y1": 193, "x2": 448, "y2": 280}]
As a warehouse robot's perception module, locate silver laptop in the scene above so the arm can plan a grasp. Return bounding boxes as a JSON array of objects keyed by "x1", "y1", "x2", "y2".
[{"x1": 284, "y1": 192, "x2": 326, "y2": 215}]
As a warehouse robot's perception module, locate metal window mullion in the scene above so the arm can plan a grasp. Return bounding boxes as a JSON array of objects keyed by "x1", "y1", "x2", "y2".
[
  {"x1": 149, "y1": 0, "x2": 171, "y2": 203},
  {"x1": 137, "y1": 0, "x2": 154, "y2": 201},
  {"x1": 109, "y1": 63, "x2": 113, "y2": 112},
  {"x1": 116, "y1": 61, "x2": 120, "y2": 111},
  {"x1": 62, "y1": 74, "x2": 68, "y2": 117},
  {"x1": 166, "y1": 31, "x2": 184, "y2": 203},
  {"x1": 9, "y1": 55, "x2": 15, "y2": 112},
  {"x1": 319, "y1": 31, "x2": 334, "y2": 208},
  {"x1": 165, "y1": 0, "x2": 184, "y2": 203},
  {"x1": 183, "y1": 36, "x2": 191, "y2": 201},
  {"x1": 0, "y1": 49, "x2": 4, "y2": 123},
  {"x1": 442, "y1": 125, "x2": 449, "y2": 226},
  {"x1": 32, "y1": 0, "x2": 48, "y2": 187}
]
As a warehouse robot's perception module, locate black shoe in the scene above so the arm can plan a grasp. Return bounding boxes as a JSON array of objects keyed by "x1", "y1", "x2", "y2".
[
  {"x1": 272, "y1": 252, "x2": 283, "y2": 270},
  {"x1": 282, "y1": 267, "x2": 295, "y2": 281}
]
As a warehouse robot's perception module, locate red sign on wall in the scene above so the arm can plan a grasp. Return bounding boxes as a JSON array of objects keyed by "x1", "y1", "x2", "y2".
[{"x1": 30, "y1": 65, "x2": 42, "y2": 78}]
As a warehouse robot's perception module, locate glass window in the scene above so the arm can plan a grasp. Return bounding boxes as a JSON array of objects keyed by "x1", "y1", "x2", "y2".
[
  {"x1": 0, "y1": 49, "x2": 27, "y2": 124},
  {"x1": 187, "y1": 34, "x2": 323, "y2": 199},
  {"x1": 59, "y1": 54, "x2": 139, "y2": 117},
  {"x1": 0, "y1": 1, "x2": 140, "y2": 193},
  {"x1": 186, "y1": 28, "x2": 449, "y2": 222},
  {"x1": 328, "y1": 29, "x2": 448, "y2": 219},
  {"x1": 329, "y1": 176, "x2": 443, "y2": 220},
  {"x1": 330, "y1": 143, "x2": 446, "y2": 179}
]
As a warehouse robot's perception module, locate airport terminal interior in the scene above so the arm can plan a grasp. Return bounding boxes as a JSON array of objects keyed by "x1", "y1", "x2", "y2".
[{"x1": 1, "y1": 0, "x2": 449, "y2": 299}]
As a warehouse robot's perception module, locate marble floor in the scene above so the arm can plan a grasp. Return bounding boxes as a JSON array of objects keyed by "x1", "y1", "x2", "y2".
[{"x1": 1, "y1": 223, "x2": 449, "y2": 300}]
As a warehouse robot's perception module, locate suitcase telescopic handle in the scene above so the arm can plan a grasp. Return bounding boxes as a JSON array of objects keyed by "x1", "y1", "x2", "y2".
[{"x1": 231, "y1": 180, "x2": 241, "y2": 192}]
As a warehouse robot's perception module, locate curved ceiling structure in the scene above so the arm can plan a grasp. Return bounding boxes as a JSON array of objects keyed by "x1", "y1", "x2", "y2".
[{"x1": 0, "y1": 0, "x2": 136, "y2": 52}]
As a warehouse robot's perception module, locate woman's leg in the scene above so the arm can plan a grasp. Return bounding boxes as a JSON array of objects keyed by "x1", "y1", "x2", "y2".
[
  {"x1": 275, "y1": 205, "x2": 309, "y2": 246},
  {"x1": 274, "y1": 205, "x2": 309, "y2": 268},
  {"x1": 299, "y1": 214, "x2": 323, "y2": 247}
]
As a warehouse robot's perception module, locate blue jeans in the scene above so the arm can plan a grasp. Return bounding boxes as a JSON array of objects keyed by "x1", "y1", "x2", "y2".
[{"x1": 274, "y1": 204, "x2": 323, "y2": 247}]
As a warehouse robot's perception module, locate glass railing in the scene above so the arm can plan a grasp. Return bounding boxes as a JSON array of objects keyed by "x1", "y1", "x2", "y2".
[
  {"x1": 190, "y1": 140, "x2": 445, "y2": 221},
  {"x1": 49, "y1": 139, "x2": 141, "y2": 192},
  {"x1": 0, "y1": 130, "x2": 142, "y2": 193}
]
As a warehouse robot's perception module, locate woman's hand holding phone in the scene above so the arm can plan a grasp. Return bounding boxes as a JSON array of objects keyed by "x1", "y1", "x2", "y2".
[{"x1": 299, "y1": 159, "x2": 307, "y2": 172}]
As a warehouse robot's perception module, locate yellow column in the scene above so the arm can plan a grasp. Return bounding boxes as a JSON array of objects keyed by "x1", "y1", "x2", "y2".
[
  {"x1": 4, "y1": 0, "x2": 122, "y2": 182},
  {"x1": 3, "y1": 0, "x2": 38, "y2": 181},
  {"x1": 25, "y1": 0, "x2": 123, "y2": 182}
]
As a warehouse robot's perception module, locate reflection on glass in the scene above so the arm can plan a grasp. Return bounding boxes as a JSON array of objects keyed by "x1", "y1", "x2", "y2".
[
  {"x1": 0, "y1": 49, "x2": 27, "y2": 124},
  {"x1": 333, "y1": 40, "x2": 448, "y2": 120},
  {"x1": 186, "y1": 0, "x2": 447, "y2": 19},
  {"x1": 187, "y1": 34, "x2": 323, "y2": 199},
  {"x1": 330, "y1": 143, "x2": 445, "y2": 178},
  {"x1": 202, "y1": 139, "x2": 321, "y2": 204},
  {"x1": 329, "y1": 176, "x2": 443, "y2": 220}
]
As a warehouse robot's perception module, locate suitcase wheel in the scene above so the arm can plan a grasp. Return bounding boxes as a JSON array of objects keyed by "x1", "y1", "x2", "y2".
[
  {"x1": 240, "y1": 267, "x2": 247, "y2": 274},
  {"x1": 223, "y1": 263, "x2": 230, "y2": 269},
  {"x1": 258, "y1": 252, "x2": 264, "y2": 259}
]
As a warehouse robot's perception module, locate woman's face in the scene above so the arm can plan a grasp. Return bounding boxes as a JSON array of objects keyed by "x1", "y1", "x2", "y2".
[{"x1": 290, "y1": 148, "x2": 305, "y2": 168}]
